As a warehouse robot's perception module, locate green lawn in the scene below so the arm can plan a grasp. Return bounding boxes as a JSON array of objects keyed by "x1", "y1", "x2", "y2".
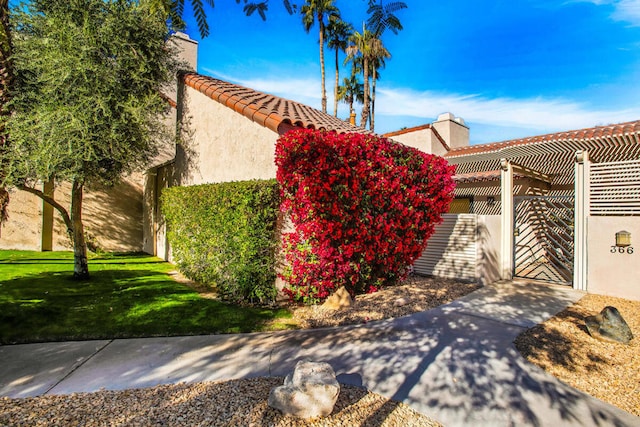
[{"x1": 0, "y1": 250, "x2": 294, "y2": 344}]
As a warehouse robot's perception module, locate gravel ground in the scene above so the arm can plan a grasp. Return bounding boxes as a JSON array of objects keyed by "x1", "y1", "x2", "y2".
[
  {"x1": 287, "y1": 275, "x2": 481, "y2": 329},
  {"x1": 0, "y1": 275, "x2": 472, "y2": 427},
  {"x1": 514, "y1": 293, "x2": 640, "y2": 417},
  {"x1": 0, "y1": 377, "x2": 441, "y2": 427}
]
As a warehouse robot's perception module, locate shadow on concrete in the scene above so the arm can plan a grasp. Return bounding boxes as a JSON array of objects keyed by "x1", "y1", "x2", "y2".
[{"x1": 1, "y1": 282, "x2": 637, "y2": 426}]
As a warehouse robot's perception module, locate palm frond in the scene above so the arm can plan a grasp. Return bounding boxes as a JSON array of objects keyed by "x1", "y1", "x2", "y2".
[
  {"x1": 384, "y1": 1, "x2": 408, "y2": 14},
  {"x1": 173, "y1": 0, "x2": 185, "y2": 20},
  {"x1": 366, "y1": 0, "x2": 407, "y2": 36},
  {"x1": 282, "y1": 0, "x2": 297, "y2": 14},
  {"x1": 168, "y1": 0, "x2": 186, "y2": 32},
  {"x1": 190, "y1": 0, "x2": 210, "y2": 38},
  {"x1": 244, "y1": 2, "x2": 268, "y2": 20}
]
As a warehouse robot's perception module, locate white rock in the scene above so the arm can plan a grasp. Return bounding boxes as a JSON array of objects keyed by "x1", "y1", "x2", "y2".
[
  {"x1": 268, "y1": 360, "x2": 340, "y2": 419},
  {"x1": 393, "y1": 297, "x2": 409, "y2": 307}
]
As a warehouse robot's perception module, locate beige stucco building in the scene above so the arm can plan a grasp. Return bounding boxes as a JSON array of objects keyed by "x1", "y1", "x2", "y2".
[{"x1": 3, "y1": 32, "x2": 639, "y2": 302}]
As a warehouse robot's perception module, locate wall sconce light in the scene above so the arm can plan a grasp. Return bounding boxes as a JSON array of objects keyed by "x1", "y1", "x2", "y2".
[
  {"x1": 487, "y1": 196, "x2": 495, "y2": 207},
  {"x1": 616, "y1": 230, "x2": 631, "y2": 247}
]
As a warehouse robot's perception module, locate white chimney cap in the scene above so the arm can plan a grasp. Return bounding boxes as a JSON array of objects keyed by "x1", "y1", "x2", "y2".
[{"x1": 437, "y1": 112, "x2": 455, "y2": 121}]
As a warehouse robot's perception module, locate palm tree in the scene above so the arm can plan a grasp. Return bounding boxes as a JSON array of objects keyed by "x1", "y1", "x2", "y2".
[
  {"x1": 326, "y1": 19, "x2": 353, "y2": 117},
  {"x1": 301, "y1": 0, "x2": 340, "y2": 114},
  {"x1": 364, "y1": 0, "x2": 406, "y2": 131},
  {"x1": 337, "y1": 73, "x2": 364, "y2": 125},
  {"x1": 347, "y1": 27, "x2": 375, "y2": 128},
  {"x1": 368, "y1": 38, "x2": 390, "y2": 132}
]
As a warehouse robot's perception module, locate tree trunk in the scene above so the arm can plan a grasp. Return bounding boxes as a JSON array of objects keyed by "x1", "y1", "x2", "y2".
[
  {"x1": 370, "y1": 66, "x2": 377, "y2": 132},
  {"x1": 333, "y1": 47, "x2": 339, "y2": 117},
  {"x1": 319, "y1": 21, "x2": 327, "y2": 114},
  {"x1": 71, "y1": 178, "x2": 89, "y2": 279},
  {"x1": 360, "y1": 58, "x2": 369, "y2": 128},
  {"x1": 17, "y1": 182, "x2": 88, "y2": 277}
]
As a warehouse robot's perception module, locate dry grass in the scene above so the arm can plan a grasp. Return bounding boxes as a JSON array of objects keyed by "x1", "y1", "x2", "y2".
[{"x1": 515, "y1": 294, "x2": 640, "y2": 417}]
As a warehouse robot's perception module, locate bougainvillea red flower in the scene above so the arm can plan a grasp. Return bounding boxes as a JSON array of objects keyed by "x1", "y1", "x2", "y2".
[{"x1": 275, "y1": 129, "x2": 455, "y2": 303}]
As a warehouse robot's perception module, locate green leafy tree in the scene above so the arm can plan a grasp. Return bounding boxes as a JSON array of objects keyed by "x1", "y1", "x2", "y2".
[
  {"x1": 0, "y1": 0, "x2": 12, "y2": 224},
  {"x1": 301, "y1": 0, "x2": 340, "y2": 114},
  {"x1": 1, "y1": 0, "x2": 179, "y2": 278},
  {"x1": 326, "y1": 18, "x2": 353, "y2": 117}
]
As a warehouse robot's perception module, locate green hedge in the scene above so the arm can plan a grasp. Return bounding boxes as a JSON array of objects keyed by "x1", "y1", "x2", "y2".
[{"x1": 161, "y1": 180, "x2": 280, "y2": 304}]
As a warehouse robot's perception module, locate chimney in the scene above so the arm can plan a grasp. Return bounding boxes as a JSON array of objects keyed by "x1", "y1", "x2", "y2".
[
  {"x1": 171, "y1": 32, "x2": 198, "y2": 71},
  {"x1": 166, "y1": 32, "x2": 199, "y2": 105},
  {"x1": 432, "y1": 112, "x2": 469, "y2": 150}
]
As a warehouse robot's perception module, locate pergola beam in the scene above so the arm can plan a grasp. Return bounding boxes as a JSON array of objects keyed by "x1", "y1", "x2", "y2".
[
  {"x1": 500, "y1": 159, "x2": 514, "y2": 280},
  {"x1": 509, "y1": 162, "x2": 553, "y2": 185}
]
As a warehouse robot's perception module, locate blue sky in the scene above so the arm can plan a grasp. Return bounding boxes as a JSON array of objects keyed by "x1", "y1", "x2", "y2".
[{"x1": 182, "y1": 0, "x2": 640, "y2": 144}]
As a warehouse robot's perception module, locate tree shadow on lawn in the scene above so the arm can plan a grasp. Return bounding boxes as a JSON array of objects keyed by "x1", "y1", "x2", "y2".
[
  {"x1": 0, "y1": 251, "x2": 166, "y2": 266},
  {"x1": 0, "y1": 269, "x2": 290, "y2": 344}
]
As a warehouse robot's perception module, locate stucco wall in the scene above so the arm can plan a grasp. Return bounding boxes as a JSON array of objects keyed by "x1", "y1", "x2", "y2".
[
  {"x1": 0, "y1": 176, "x2": 144, "y2": 253},
  {"x1": 388, "y1": 128, "x2": 441, "y2": 156},
  {"x1": 432, "y1": 114, "x2": 469, "y2": 151},
  {"x1": 587, "y1": 216, "x2": 640, "y2": 301},
  {"x1": 477, "y1": 215, "x2": 501, "y2": 285},
  {"x1": 0, "y1": 189, "x2": 43, "y2": 250},
  {"x1": 175, "y1": 86, "x2": 277, "y2": 185}
]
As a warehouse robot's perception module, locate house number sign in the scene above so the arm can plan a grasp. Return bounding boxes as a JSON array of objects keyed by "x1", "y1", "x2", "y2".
[{"x1": 610, "y1": 246, "x2": 634, "y2": 254}]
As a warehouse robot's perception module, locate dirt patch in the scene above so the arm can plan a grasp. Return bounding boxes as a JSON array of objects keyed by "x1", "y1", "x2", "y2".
[{"x1": 514, "y1": 293, "x2": 640, "y2": 417}]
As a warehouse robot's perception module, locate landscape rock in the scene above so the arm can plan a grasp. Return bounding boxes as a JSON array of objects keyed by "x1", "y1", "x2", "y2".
[
  {"x1": 268, "y1": 360, "x2": 340, "y2": 419},
  {"x1": 321, "y1": 286, "x2": 354, "y2": 311},
  {"x1": 585, "y1": 306, "x2": 634, "y2": 344},
  {"x1": 394, "y1": 297, "x2": 409, "y2": 307}
]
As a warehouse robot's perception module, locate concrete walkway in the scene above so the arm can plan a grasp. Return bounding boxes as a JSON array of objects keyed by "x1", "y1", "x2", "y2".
[{"x1": 1, "y1": 280, "x2": 638, "y2": 427}]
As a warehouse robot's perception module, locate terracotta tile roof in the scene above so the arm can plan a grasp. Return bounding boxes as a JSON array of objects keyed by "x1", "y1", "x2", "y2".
[
  {"x1": 159, "y1": 91, "x2": 178, "y2": 108},
  {"x1": 446, "y1": 120, "x2": 640, "y2": 159},
  {"x1": 383, "y1": 124, "x2": 432, "y2": 137},
  {"x1": 383, "y1": 123, "x2": 450, "y2": 151},
  {"x1": 182, "y1": 73, "x2": 368, "y2": 135}
]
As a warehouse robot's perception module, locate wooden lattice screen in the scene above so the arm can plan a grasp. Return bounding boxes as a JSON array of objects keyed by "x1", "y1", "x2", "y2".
[{"x1": 590, "y1": 159, "x2": 640, "y2": 216}]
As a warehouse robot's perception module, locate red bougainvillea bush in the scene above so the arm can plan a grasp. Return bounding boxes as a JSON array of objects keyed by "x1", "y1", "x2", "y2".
[{"x1": 275, "y1": 129, "x2": 455, "y2": 303}]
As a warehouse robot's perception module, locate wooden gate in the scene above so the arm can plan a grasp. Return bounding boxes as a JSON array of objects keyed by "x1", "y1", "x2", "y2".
[{"x1": 513, "y1": 196, "x2": 574, "y2": 284}]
